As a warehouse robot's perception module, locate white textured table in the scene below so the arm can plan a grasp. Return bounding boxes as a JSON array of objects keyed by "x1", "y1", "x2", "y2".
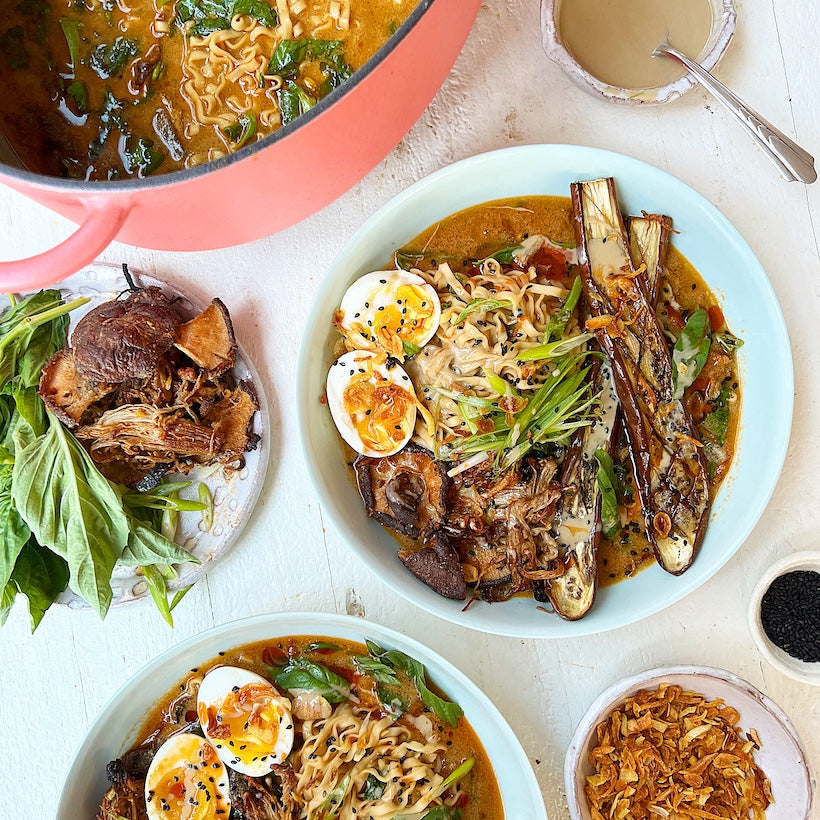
[{"x1": 1, "y1": 1, "x2": 818, "y2": 817}]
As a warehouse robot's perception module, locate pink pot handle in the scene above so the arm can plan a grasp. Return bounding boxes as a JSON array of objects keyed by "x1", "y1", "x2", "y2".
[{"x1": 0, "y1": 196, "x2": 129, "y2": 292}]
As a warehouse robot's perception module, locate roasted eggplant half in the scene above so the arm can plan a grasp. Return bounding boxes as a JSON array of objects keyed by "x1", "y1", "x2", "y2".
[{"x1": 572, "y1": 178, "x2": 710, "y2": 575}]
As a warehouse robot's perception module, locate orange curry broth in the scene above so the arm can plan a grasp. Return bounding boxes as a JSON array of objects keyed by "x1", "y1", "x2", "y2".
[
  {"x1": 0, "y1": 0, "x2": 417, "y2": 178},
  {"x1": 128, "y1": 635, "x2": 504, "y2": 819},
  {"x1": 390, "y1": 195, "x2": 740, "y2": 588}
]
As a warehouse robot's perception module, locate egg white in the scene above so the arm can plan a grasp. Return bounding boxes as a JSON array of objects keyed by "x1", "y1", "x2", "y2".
[
  {"x1": 337, "y1": 270, "x2": 441, "y2": 359},
  {"x1": 197, "y1": 666, "x2": 294, "y2": 777},
  {"x1": 326, "y1": 350, "x2": 417, "y2": 457},
  {"x1": 144, "y1": 732, "x2": 230, "y2": 820}
]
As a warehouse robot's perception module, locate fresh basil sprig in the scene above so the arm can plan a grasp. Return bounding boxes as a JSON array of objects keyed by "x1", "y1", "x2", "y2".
[
  {"x1": 273, "y1": 657, "x2": 350, "y2": 703},
  {"x1": 364, "y1": 639, "x2": 463, "y2": 727},
  {"x1": 671, "y1": 309, "x2": 711, "y2": 400}
]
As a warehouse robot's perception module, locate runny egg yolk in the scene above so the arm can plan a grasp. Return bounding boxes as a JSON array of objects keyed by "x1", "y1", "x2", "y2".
[
  {"x1": 368, "y1": 282, "x2": 438, "y2": 357},
  {"x1": 335, "y1": 271, "x2": 441, "y2": 360},
  {"x1": 197, "y1": 682, "x2": 291, "y2": 774},
  {"x1": 342, "y1": 366, "x2": 416, "y2": 455},
  {"x1": 145, "y1": 733, "x2": 230, "y2": 820}
]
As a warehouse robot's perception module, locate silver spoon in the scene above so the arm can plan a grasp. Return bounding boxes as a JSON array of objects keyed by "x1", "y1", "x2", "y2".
[{"x1": 652, "y1": 38, "x2": 816, "y2": 184}]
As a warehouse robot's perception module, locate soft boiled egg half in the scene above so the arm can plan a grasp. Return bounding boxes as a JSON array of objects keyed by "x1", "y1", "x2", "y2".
[
  {"x1": 334, "y1": 270, "x2": 441, "y2": 360},
  {"x1": 327, "y1": 350, "x2": 418, "y2": 457},
  {"x1": 144, "y1": 732, "x2": 231, "y2": 820},
  {"x1": 197, "y1": 666, "x2": 294, "y2": 777}
]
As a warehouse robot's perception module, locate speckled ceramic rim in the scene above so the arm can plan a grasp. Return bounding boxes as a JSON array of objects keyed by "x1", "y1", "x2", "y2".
[
  {"x1": 563, "y1": 665, "x2": 816, "y2": 820},
  {"x1": 541, "y1": 0, "x2": 736, "y2": 105},
  {"x1": 747, "y1": 551, "x2": 820, "y2": 685},
  {"x1": 47, "y1": 263, "x2": 271, "y2": 611},
  {"x1": 297, "y1": 143, "x2": 794, "y2": 638},
  {"x1": 56, "y1": 611, "x2": 548, "y2": 818}
]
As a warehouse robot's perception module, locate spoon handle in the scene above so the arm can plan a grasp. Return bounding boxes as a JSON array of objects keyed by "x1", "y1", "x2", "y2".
[{"x1": 652, "y1": 41, "x2": 816, "y2": 184}]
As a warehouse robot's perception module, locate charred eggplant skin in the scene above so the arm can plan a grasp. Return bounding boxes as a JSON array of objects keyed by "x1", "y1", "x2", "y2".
[
  {"x1": 572, "y1": 178, "x2": 710, "y2": 575},
  {"x1": 546, "y1": 358, "x2": 618, "y2": 619}
]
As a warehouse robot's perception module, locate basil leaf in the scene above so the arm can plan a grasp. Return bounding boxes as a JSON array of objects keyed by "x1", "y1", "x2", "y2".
[
  {"x1": 714, "y1": 330, "x2": 744, "y2": 354},
  {"x1": 66, "y1": 80, "x2": 88, "y2": 112},
  {"x1": 453, "y1": 298, "x2": 513, "y2": 326},
  {"x1": 232, "y1": 0, "x2": 276, "y2": 25},
  {"x1": 179, "y1": 0, "x2": 276, "y2": 32},
  {"x1": 352, "y1": 654, "x2": 399, "y2": 685},
  {"x1": 0, "y1": 290, "x2": 71, "y2": 390},
  {"x1": 365, "y1": 640, "x2": 463, "y2": 727},
  {"x1": 376, "y1": 684, "x2": 407, "y2": 718},
  {"x1": 90, "y1": 37, "x2": 138, "y2": 79},
  {"x1": 0, "y1": 465, "x2": 30, "y2": 591},
  {"x1": 0, "y1": 582, "x2": 15, "y2": 626},
  {"x1": 701, "y1": 385, "x2": 732, "y2": 445},
  {"x1": 222, "y1": 111, "x2": 257, "y2": 148},
  {"x1": 7, "y1": 538, "x2": 69, "y2": 631},
  {"x1": 671, "y1": 309, "x2": 710, "y2": 400},
  {"x1": 0, "y1": 25, "x2": 29, "y2": 70},
  {"x1": 360, "y1": 774, "x2": 386, "y2": 801},
  {"x1": 118, "y1": 512, "x2": 195, "y2": 567},
  {"x1": 276, "y1": 81, "x2": 315, "y2": 125},
  {"x1": 594, "y1": 448, "x2": 620, "y2": 539},
  {"x1": 121, "y1": 135, "x2": 165, "y2": 177},
  {"x1": 274, "y1": 657, "x2": 350, "y2": 703},
  {"x1": 11, "y1": 413, "x2": 129, "y2": 618}
]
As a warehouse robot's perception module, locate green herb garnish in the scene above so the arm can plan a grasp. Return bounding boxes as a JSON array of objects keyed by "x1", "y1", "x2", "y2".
[
  {"x1": 89, "y1": 36, "x2": 138, "y2": 79},
  {"x1": 594, "y1": 448, "x2": 620, "y2": 539},
  {"x1": 365, "y1": 639, "x2": 463, "y2": 727},
  {"x1": 671, "y1": 308, "x2": 710, "y2": 400},
  {"x1": 273, "y1": 657, "x2": 350, "y2": 703}
]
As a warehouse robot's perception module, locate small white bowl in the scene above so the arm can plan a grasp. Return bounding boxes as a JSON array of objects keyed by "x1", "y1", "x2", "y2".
[
  {"x1": 748, "y1": 551, "x2": 820, "y2": 685},
  {"x1": 565, "y1": 666, "x2": 815, "y2": 820},
  {"x1": 540, "y1": 0, "x2": 736, "y2": 105}
]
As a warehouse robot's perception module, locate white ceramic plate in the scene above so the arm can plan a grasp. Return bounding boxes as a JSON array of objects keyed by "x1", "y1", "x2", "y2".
[
  {"x1": 564, "y1": 665, "x2": 815, "y2": 820},
  {"x1": 56, "y1": 611, "x2": 547, "y2": 818},
  {"x1": 296, "y1": 144, "x2": 793, "y2": 638},
  {"x1": 23, "y1": 262, "x2": 270, "y2": 608}
]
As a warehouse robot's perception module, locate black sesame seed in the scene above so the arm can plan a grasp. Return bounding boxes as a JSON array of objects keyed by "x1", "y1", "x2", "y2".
[{"x1": 760, "y1": 570, "x2": 820, "y2": 662}]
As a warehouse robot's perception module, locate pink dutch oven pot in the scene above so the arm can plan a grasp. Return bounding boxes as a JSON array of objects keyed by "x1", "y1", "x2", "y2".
[{"x1": 0, "y1": 0, "x2": 480, "y2": 292}]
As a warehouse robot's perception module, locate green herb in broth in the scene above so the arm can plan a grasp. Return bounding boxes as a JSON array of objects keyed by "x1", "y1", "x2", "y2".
[
  {"x1": 0, "y1": 0, "x2": 419, "y2": 178},
  {"x1": 89, "y1": 36, "x2": 138, "y2": 79},
  {"x1": 272, "y1": 656, "x2": 351, "y2": 703},
  {"x1": 594, "y1": 447, "x2": 621, "y2": 539},
  {"x1": 0, "y1": 25, "x2": 29, "y2": 70},
  {"x1": 671, "y1": 308, "x2": 710, "y2": 400},
  {"x1": 176, "y1": 0, "x2": 278, "y2": 35}
]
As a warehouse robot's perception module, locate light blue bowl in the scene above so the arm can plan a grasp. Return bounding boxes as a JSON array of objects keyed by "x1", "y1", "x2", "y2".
[
  {"x1": 57, "y1": 612, "x2": 547, "y2": 818},
  {"x1": 297, "y1": 144, "x2": 793, "y2": 638}
]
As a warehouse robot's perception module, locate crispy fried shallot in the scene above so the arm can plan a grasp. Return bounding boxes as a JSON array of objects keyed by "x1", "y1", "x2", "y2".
[{"x1": 585, "y1": 683, "x2": 773, "y2": 820}]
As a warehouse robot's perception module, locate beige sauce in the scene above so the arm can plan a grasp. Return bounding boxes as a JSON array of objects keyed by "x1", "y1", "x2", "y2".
[{"x1": 558, "y1": 0, "x2": 713, "y2": 89}]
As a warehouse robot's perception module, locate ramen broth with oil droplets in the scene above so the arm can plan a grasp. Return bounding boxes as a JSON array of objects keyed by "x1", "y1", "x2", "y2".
[
  {"x1": 0, "y1": 0, "x2": 417, "y2": 179},
  {"x1": 97, "y1": 635, "x2": 503, "y2": 819},
  {"x1": 328, "y1": 193, "x2": 741, "y2": 616}
]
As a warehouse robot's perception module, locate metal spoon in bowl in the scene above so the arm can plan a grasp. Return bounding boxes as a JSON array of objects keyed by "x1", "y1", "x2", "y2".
[{"x1": 652, "y1": 38, "x2": 816, "y2": 184}]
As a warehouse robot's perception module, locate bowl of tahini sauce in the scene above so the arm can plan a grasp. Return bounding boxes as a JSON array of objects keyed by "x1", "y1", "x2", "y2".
[{"x1": 541, "y1": 0, "x2": 736, "y2": 104}]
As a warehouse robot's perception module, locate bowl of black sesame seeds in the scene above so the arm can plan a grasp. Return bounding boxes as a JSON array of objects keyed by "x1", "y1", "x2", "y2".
[{"x1": 748, "y1": 551, "x2": 820, "y2": 685}]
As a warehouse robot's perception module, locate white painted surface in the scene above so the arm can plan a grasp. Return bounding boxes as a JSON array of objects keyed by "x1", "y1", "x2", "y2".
[{"x1": 1, "y1": 0, "x2": 818, "y2": 816}]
